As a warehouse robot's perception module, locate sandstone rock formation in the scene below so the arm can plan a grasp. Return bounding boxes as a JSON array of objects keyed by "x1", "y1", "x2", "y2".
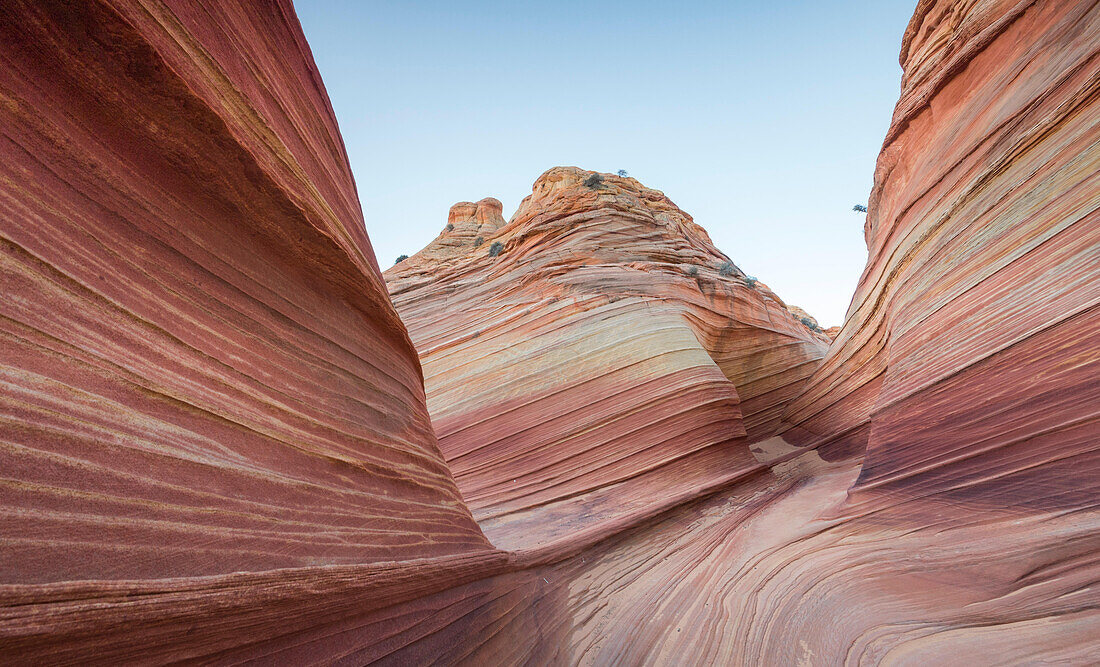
[
  {"x1": 754, "y1": 0, "x2": 1099, "y2": 659},
  {"x1": 0, "y1": 0, "x2": 501, "y2": 661},
  {"x1": 414, "y1": 197, "x2": 507, "y2": 265},
  {"x1": 383, "y1": 0, "x2": 1100, "y2": 660},
  {"x1": 2, "y1": 0, "x2": 1097, "y2": 664},
  {"x1": 779, "y1": 0, "x2": 1100, "y2": 511},
  {"x1": 0, "y1": 0, "x2": 495, "y2": 576},
  {"x1": 386, "y1": 167, "x2": 829, "y2": 549}
]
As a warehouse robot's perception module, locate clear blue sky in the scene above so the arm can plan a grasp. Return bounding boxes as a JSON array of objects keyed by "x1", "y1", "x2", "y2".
[{"x1": 295, "y1": 1, "x2": 915, "y2": 327}]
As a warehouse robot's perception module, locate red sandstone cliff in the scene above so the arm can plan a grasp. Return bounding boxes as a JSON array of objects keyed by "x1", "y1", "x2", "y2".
[
  {"x1": 386, "y1": 167, "x2": 829, "y2": 549},
  {"x1": 1, "y1": 0, "x2": 1097, "y2": 664},
  {"x1": 779, "y1": 0, "x2": 1100, "y2": 512},
  {"x1": 381, "y1": 0, "x2": 1100, "y2": 660},
  {"x1": 0, "y1": 1, "x2": 503, "y2": 662}
]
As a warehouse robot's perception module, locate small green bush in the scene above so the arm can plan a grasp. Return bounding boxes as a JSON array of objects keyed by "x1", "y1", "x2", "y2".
[
  {"x1": 584, "y1": 173, "x2": 604, "y2": 189},
  {"x1": 744, "y1": 276, "x2": 758, "y2": 288},
  {"x1": 473, "y1": 236, "x2": 484, "y2": 247},
  {"x1": 686, "y1": 266, "x2": 699, "y2": 277},
  {"x1": 488, "y1": 241, "x2": 504, "y2": 257},
  {"x1": 446, "y1": 223, "x2": 454, "y2": 231},
  {"x1": 394, "y1": 254, "x2": 408, "y2": 264},
  {"x1": 718, "y1": 261, "x2": 740, "y2": 277}
]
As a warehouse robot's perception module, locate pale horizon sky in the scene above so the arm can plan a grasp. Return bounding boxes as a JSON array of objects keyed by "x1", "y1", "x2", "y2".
[{"x1": 295, "y1": 0, "x2": 916, "y2": 327}]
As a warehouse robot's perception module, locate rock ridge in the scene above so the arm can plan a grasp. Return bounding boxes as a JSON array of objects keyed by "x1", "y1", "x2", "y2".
[
  {"x1": 1, "y1": 0, "x2": 1096, "y2": 664},
  {"x1": 387, "y1": 166, "x2": 830, "y2": 549}
]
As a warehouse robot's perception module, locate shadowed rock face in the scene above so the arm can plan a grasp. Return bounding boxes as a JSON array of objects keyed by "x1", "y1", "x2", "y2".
[
  {"x1": 0, "y1": 0, "x2": 492, "y2": 582},
  {"x1": 0, "y1": 0, "x2": 502, "y2": 656},
  {"x1": 2, "y1": 0, "x2": 1098, "y2": 664},
  {"x1": 779, "y1": 0, "x2": 1100, "y2": 513},
  {"x1": 386, "y1": 166, "x2": 829, "y2": 549}
]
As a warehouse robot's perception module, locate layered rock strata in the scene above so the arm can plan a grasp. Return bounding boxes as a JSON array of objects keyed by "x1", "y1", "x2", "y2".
[
  {"x1": 386, "y1": 167, "x2": 829, "y2": 548},
  {"x1": 779, "y1": 0, "x2": 1100, "y2": 513},
  {"x1": 0, "y1": 0, "x2": 501, "y2": 661},
  {"x1": 2, "y1": 0, "x2": 1098, "y2": 664}
]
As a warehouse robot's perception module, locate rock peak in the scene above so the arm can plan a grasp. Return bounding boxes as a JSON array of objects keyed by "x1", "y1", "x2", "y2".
[
  {"x1": 447, "y1": 197, "x2": 504, "y2": 229},
  {"x1": 515, "y1": 166, "x2": 679, "y2": 223},
  {"x1": 386, "y1": 166, "x2": 831, "y2": 549},
  {"x1": 388, "y1": 167, "x2": 821, "y2": 334},
  {"x1": 389, "y1": 196, "x2": 505, "y2": 269}
]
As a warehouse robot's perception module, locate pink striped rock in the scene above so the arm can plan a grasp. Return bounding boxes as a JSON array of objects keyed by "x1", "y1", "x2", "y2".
[{"x1": 386, "y1": 166, "x2": 829, "y2": 549}]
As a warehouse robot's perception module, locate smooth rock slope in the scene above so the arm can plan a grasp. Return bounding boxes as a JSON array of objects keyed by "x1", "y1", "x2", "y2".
[
  {"x1": 384, "y1": 0, "x2": 1100, "y2": 661},
  {"x1": 0, "y1": 0, "x2": 503, "y2": 661},
  {"x1": 0, "y1": 0, "x2": 491, "y2": 579},
  {"x1": 1, "y1": 0, "x2": 1098, "y2": 664},
  {"x1": 779, "y1": 0, "x2": 1100, "y2": 513},
  {"x1": 386, "y1": 167, "x2": 829, "y2": 549}
]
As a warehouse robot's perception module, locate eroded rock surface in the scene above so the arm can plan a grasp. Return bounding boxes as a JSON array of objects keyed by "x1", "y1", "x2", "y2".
[
  {"x1": 2, "y1": 0, "x2": 1097, "y2": 664},
  {"x1": 385, "y1": 0, "x2": 1100, "y2": 661},
  {"x1": 386, "y1": 167, "x2": 829, "y2": 549},
  {"x1": 780, "y1": 0, "x2": 1099, "y2": 512},
  {"x1": 0, "y1": 0, "x2": 501, "y2": 662}
]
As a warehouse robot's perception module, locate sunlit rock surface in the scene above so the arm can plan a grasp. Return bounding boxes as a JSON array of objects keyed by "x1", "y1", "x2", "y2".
[
  {"x1": 386, "y1": 167, "x2": 829, "y2": 549},
  {"x1": 2, "y1": 0, "x2": 1097, "y2": 664}
]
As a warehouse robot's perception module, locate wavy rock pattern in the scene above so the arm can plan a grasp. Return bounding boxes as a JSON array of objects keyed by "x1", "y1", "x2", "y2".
[
  {"x1": 3, "y1": 0, "x2": 1098, "y2": 664},
  {"x1": 386, "y1": 167, "x2": 829, "y2": 549},
  {"x1": 780, "y1": 0, "x2": 1100, "y2": 511},
  {"x1": 378, "y1": 0, "x2": 1100, "y2": 660},
  {"x1": 728, "y1": 0, "x2": 1100, "y2": 659},
  {"x1": 0, "y1": 0, "x2": 500, "y2": 652},
  {"x1": 560, "y1": 449, "x2": 1100, "y2": 664}
]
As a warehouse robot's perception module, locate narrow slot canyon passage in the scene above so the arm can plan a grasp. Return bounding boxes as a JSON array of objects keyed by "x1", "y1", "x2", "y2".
[{"x1": 0, "y1": 0, "x2": 1096, "y2": 663}]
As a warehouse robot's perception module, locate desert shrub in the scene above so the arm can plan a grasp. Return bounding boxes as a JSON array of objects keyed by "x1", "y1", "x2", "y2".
[
  {"x1": 686, "y1": 266, "x2": 699, "y2": 277},
  {"x1": 473, "y1": 236, "x2": 484, "y2": 247},
  {"x1": 446, "y1": 223, "x2": 454, "y2": 231},
  {"x1": 852, "y1": 204, "x2": 868, "y2": 213},
  {"x1": 394, "y1": 254, "x2": 408, "y2": 264},
  {"x1": 718, "y1": 261, "x2": 740, "y2": 277},
  {"x1": 744, "y1": 276, "x2": 758, "y2": 288},
  {"x1": 617, "y1": 169, "x2": 628, "y2": 177},
  {"x1": 800, "y1": 316, "x2": 824, "y2": 333},
  {"x1": 584, "y1": 173, "x2": 604, "y2": 188},
  {"x1": 488, "y1": 241, "x2": 504, "y2": 257}
]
